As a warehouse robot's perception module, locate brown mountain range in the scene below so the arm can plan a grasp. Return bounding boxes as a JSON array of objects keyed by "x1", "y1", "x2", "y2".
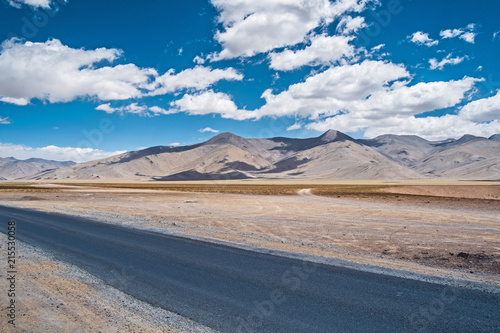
[{"x1": 17, "y1": 130, "x2": 500, "y2": 181}]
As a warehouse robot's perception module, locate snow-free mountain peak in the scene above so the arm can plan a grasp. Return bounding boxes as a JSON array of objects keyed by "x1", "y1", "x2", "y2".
[
  {"x1": 203, "y1": 132, "x2": 249, "y2": 146},
  {"x1": 318, "y1": 130, "x2": 353, "y2": 143}
]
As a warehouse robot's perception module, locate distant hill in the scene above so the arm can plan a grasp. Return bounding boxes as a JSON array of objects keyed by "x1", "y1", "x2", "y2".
[
  {"x1": 23, "y1": 130, "x2": 500, "y2": 181},
  {"x1": 0, "y1": 157, "x2": 75, "y2": 180},
  {"x1": 365, "y1": 134, "x2": 500, "y2": 179},
  {"x1": 489, "y1": 134, "x2": 500, "y2": 142}
]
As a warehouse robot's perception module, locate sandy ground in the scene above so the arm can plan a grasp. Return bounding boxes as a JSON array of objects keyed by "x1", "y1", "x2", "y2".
[{"x1": 0, "y1": 183, "x2": 499, "y2": 331}]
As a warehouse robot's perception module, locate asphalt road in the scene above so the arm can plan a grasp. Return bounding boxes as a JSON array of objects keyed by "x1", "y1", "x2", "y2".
[{"x1": 1, "y1": 205, "x2": 499, "y2": 332}]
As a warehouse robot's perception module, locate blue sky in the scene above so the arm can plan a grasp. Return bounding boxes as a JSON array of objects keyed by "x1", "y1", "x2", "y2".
[{"x1": 0, "y1": 0, "x2": 499, "y2": 162}]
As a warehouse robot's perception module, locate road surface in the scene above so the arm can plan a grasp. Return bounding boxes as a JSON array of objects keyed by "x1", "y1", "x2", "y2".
[{"x1": 1, "y1": 205, "x2": 499, "y2": 332}]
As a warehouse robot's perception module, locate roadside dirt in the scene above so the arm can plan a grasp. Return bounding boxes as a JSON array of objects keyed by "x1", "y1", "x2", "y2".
[{"x1": 1, "y1": 183, "x2": 498, "y2": 285}]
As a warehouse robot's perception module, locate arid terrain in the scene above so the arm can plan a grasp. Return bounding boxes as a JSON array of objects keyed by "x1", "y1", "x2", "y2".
[
  {"x1": 1, "y1": 181, "x2": 499, "y2": 331},
  {"x1": 5, "y1": 131, "x2": 499, "y2": 182},
  {"x1": 1, "y1": 181, "x2": 499, "y2": 279}
]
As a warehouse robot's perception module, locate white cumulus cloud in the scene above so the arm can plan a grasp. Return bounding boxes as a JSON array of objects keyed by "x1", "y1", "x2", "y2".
[
  {"x1": 352, "y1": 77, "x2": 480, "y2": 116},
  {"x1": 199, "y1": 127, "x2": 220, "y2": 133},
  {"x1": 494, "y1": 29, "x2": 500, "y2": 41},
  {"x1": 440, "y1": 23, "x2": 477, "y2": 43},
  {"x1": 286, "y1": 123, "x2": 302, "y2": 131},
  {"x1": 147, "y1": 66, "x2": 243, "y2": 96},
  {"x1": 209, "y1": 0, "x2": 376, "y2": 60},
  {"x1": 429, "y1": 54, "x2": 466, "y2": 70},
  {"x1": 0, "y1": 97, "x2": 30, "y2": 106},
  {"x1": 170, "y1": 90, "x2": 255, "y2": 120},
  {"x1": 336, "y1": 15, "x2": 367, "y2": 35},
  {"x1": 0, "y1": 142, "x2": 125, "y2": 163},
  {"x1": 254, "y1": 60, "x2": 410, "y2": 119},
  {"x1": 95, "y1": 103, "x2": 176, "y2": 117},
  {"x1": 459, "y1": 90, "x2": 500, "y2": 122},
  {"x1": 7, "y1": 0, "x2": 52, "y2": 9},
  {"x1": 247, "y1": 57, "x2": 484, "y2": 140},
  {"x1": 159, "y1": 60, "x2": 484, "y2": 142},
  {"x1": 0, "y1": 39, "x2": 244, "y2": 106},
  {"x1": 193, "y1": 55, "x2": 206, "y2": 65},
  {"x1": 361, "y1": 115, "x2": 500, "y2": 140},
  {"x1": 0, "y1": 38, "x2": 157, "y2": 104},
  {"x1": 269, "y1": 34, "x2": 355, "y2": 71},
  {"x1": 408, "y1": 31, "x2": 438, "y2": 47},
  {"x1": 307, "y1": 114, "x2": 500, "y2": 141},
  {"x1": 303, "y1": 75, "x2": 490, "y2": 140}
]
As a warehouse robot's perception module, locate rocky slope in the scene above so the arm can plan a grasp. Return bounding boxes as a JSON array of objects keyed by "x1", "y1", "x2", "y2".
[
  {"x1": 0, "y1": 157, "x2": 74, "y2": 180},
  {"x1": 19, "y1": 130, "x2": 500, "y2": 181}
]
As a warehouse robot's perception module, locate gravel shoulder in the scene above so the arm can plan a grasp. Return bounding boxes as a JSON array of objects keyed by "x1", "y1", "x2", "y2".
[{"x1": 0, "y1": 232, "x2": 217, "y2": 333}]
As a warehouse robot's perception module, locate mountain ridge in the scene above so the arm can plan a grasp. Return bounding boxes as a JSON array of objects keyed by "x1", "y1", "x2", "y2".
[
  {"x1": 0, "y1": 157, "x2": 75, "y2": 180},
  {"x1": 4, "y1": 130, "x2": 500, "y2": 181}
]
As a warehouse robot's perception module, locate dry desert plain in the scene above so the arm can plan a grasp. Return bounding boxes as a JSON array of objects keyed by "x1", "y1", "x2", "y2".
[{"x1": 0, "y1": 180, "x2": 499, "y2": 332}]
